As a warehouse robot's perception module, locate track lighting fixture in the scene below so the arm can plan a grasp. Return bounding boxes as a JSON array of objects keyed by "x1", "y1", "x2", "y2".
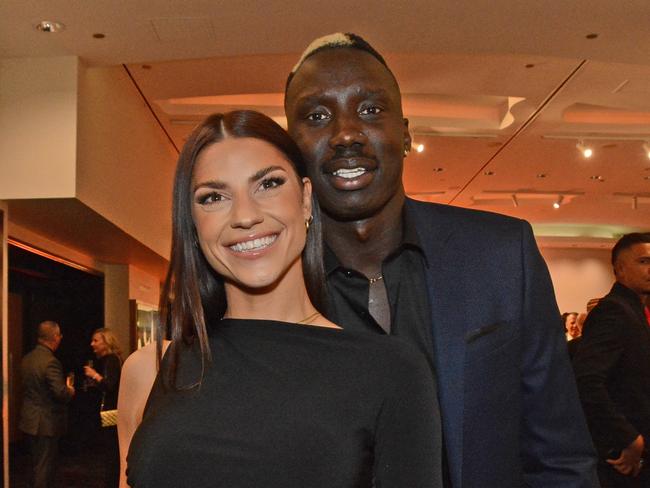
[
  {"x1": 553, "y1": 195, "x2": 564, "y2": 209},
  {"x1": 576, "y1": 141, "x2": 593, "y2": 159}
]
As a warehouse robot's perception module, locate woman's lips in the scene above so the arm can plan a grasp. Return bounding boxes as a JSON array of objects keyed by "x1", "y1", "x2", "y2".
[{"x1": 226, "y1": 233, "x2": 278, "y2": 257}]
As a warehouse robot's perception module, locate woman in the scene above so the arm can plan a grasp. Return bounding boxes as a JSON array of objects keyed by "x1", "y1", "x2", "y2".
[
  {"x1": 84, "y1": 327, "x2": 123, "y2": 487},
  {"x1": 127, "y1": 110, "x2": 442, "y2": 487}
]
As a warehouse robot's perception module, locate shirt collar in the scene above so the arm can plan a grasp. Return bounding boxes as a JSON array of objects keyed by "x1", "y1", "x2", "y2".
[{"x1": 324, "y1": 205, "x2": 427, "y2": 274}]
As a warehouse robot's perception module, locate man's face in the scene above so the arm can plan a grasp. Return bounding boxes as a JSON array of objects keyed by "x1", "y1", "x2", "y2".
[
  {"x1": 285, "y1": 48, "x2": 410, "y2": 221},
  {"x1": 614, "y1": 242, "x2": 650, "y2": 298},
  {"x1": 52, "y1": 327, "x2": 63, "y2": 350}
]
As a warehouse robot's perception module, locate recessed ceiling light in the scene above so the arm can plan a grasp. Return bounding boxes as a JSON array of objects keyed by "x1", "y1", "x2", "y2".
[
  {"x1": 415, "y1": 143, "x2": 425, "y2": 153},
  {"x1": 536, "y1": 173, "x2": 547, "y2": 178},
  {"x1": 585, "y1": 33, "x2": 599, "y2": 39},
  {"x1": 525, "y1": 64, "x2": 535, "y2": 69},
  {"x1": 483, "y1": 170, "x2": 495, "y2": 176},
  {"x1": 645, "y1": 176, "x2": 650, "y2": 180},
  {"x1": 93, "y1": 33, "x2": 106, "y2": 39},
  {"x1": 35, "y1": 21, "x2": 65, "y2": 33},
  {"x1": 141, "y1": 64, "x2": 152, "y2": 70},
  {"x1": 432, "y1": 168, "x2": 444, "y2": 173},
  {"x1": 590, "y1": 175, "x2": 604, "y2": 182}
]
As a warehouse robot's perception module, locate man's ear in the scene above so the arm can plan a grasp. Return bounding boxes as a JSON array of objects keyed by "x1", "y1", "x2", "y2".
[
  {"x1": 403, "y1": 118, "x2": 412, "y2": 154},
  {"x1": 302, "y1": 177, "x2": 313, "y2": 219}
]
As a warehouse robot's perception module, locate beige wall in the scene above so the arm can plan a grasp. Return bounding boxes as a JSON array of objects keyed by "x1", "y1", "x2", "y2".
[
  {"x1": 540, "y1": 247, "x2": 614, "y2": 314},
  {"x1": 0, "y1": 57, "x2": 78, "y2": 199},
  {"x1": 76, "y1": 64, "x2": 176, "y2": 259},
  {"x1": 128, "y1": 265, "x2": 160, "y2": 308},
  {"x1": 103, "y1": 264, "x2": 130, "y2": 354}
]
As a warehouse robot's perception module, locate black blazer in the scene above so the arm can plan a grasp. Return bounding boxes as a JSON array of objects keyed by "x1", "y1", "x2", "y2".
[
  {"x1": 407, "y1": 198, "x2": 598, "y2": 487},
  {"x1": 573, "y1": 282, "x2": 650, "y2": 459},
  {"x1": 19, "y1": 344, "x2": 73, "y2": 437}
]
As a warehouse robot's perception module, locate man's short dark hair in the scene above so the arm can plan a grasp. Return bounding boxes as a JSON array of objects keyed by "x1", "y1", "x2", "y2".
[
  {"x1": 285, "y1": 32, "x2": 395, "y2": 95},
  {"x1": 37, "y1": 320, "x2": 60, "y2": 342},
  {"x1": 611, "y1": 232, "x2": 650, "y2": 265}
]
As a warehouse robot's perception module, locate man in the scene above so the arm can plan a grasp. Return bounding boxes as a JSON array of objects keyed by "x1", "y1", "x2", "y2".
[
  {"x1": 285, "y1": 33, "x2": 598, "y2": 487},
  {"x1": 19, "y1": 320, "x2": 75, "y2": 488},
  {"x1": 573, "y1": 233, "x2": 650, "y2": 487}
]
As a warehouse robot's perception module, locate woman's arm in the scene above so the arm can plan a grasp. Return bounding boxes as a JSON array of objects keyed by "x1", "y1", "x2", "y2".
[{"x1": 117, "y1": 341, "x2": 170, "y2": 488}]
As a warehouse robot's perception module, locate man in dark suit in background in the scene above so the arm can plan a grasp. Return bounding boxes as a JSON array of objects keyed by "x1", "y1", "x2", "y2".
[
  {"x1": 574, "y1": 233, "x2": 650, "y2": 487},
  {"x1": 19, "y1": 320, "x2": 75, "y2": 488},
  {"x1": 284, "y1": 33, "x2": 598, "y2": 487}
]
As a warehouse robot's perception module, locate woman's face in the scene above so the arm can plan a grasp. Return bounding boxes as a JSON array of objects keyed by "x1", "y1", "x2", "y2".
[
  {"x1": 91, "y1": 333, "x2": 108, "y2": 357},
  {"x1": 191, "y1": 137, "x2": 312, "y2": 290}
]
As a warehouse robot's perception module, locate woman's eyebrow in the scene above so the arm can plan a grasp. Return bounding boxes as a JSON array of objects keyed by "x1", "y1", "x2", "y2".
[
  {"x1": 193, "y1": 180, "x2": 227, "y2": 192},
  {"x1": 248, "y1": 165, "x2": 286, "y2": 183}
]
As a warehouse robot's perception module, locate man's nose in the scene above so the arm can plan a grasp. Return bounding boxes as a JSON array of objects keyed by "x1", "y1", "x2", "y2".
[
  {"x1": 329, "y1": 115, "x2": 367, "y2": 149},
  {"x1": 230, "y1": 195, "x2": 264, "y2": 229}
]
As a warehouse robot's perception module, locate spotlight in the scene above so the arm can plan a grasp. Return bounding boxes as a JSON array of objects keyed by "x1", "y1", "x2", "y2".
[
  {"x1": 576, "y1": 141, "x2": 593, "y2": 158},
  {"x1": 553, "y1": 195, "x2": 564, "y2": 209},
  {"x1": 643, "y1": 142, "x2": 650, "y2": 160},
  {"x1": 416, "y1": 143, "x2": 425, "y2": 153}
]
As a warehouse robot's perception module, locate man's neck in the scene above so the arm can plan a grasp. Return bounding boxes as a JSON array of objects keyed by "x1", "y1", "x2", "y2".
[
  {"x1": 323, "y1": 193, "x2": 405, "y2": 277},
  {"x1": 38, "y1": 340, "x2": 55, "y2": 352}
]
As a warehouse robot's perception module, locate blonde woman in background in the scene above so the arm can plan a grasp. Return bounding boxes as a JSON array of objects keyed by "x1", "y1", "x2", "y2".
[{"x1": 84, "y1": 327, "x2": 123, "y2": 488}]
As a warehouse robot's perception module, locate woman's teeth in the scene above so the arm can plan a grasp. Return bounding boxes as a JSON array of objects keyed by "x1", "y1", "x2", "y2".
[
  {"x1": 332, "y1": 167, "x2": 367, "y2": 179},
  {"x1": 230, "y1": 235, "x2": 277, "y2": 253}
]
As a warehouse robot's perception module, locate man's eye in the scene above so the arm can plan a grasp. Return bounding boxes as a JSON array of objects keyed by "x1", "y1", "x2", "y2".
[
  {"x1": 196, "y1": 192, "x2": 223, "y2": 205},
  {"x1": 306, "y1": 112, "x2": 329, "y2": 122},
  {"x1": 359, "y1": 106, "x2": 382, "y2": 115},
  {"x1": 259, "y1": 177, "x2": 286, "y2": 191}
]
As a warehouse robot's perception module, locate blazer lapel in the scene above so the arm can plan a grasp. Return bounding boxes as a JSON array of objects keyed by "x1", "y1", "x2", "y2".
[{"x1": 407, "y1": 199, "x2": 465, "y2": 488}]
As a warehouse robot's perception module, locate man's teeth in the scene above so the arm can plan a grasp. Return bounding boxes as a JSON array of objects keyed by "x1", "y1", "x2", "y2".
[
  {"x1": 230, "y1": 235, "x2": 277, "y2": 253},
  {"x1": 332, "y1": 167, "x2": 367, "y2": 179}
]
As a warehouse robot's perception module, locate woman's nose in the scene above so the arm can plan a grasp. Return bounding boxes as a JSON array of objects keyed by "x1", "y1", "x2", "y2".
[{"x1": 230, "y1": 195, "x2": 264, "y2": 229}]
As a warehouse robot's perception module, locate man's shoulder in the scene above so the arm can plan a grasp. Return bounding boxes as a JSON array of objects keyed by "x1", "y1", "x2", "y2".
[
  {"x1": 590, "y1": 284, "x2": 642, "y2": 318},
  {"x1": 405, "y1": 198, "x2": 526, "y2": 238}
]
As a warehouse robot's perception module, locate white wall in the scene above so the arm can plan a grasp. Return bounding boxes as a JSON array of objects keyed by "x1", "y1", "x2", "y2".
[
  {"x1": 76, "y1": 64, "x2": 176, "y2": 260},
  {"x1": 0, "y1": 57, "x2": 78, "y2": 199},
  {"x1": 540, "y1": 247, "x2": 614, "y2": 314}
]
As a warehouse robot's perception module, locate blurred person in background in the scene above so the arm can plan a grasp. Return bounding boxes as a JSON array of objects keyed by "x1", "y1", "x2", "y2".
[
  {"x1": 19, "y1": 320, "x2": 75, "y2": 488},
  {"x1": 84, "y1": 328, "x2": 123, "y2": 488}
]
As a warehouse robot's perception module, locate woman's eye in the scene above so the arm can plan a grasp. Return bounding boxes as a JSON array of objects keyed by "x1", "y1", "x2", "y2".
[
  {"x1": 259, "y1": 177, "x2": 286, "y2": 191},
  {"x1": 359, "y1": 105, "x2": 382, "y2": 115},
  {"x1": 196, "y1": 192, "x2": 224, "y2": 205}
]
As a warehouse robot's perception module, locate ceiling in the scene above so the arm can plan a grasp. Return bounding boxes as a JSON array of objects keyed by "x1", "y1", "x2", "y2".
[{"x1": 2, "y1": 0, "x2": 650, "y2": 269}]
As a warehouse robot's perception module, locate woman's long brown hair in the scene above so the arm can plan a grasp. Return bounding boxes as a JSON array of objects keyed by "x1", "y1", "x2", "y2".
[{"x1": 158, "y1": 110, "x2": 326, "y2": 388}]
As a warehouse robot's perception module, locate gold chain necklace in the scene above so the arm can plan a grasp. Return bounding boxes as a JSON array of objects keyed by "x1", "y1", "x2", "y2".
[{"x1": 368, "y1": 275, "x2": 384, "y2": 284}]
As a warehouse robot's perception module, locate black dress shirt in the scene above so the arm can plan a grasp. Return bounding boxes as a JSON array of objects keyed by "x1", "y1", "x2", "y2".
[{"x1": 324, "y1": 209, "x2": 435, "y2": 371}]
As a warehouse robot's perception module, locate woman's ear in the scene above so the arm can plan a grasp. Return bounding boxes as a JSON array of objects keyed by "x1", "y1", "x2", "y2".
[{"x1": 302, "y1": 177, "x2": 313, "y2": 220}]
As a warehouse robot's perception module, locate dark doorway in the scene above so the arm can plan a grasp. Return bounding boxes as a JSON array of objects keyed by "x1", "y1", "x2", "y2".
[{"x1": 8, "y1": 242, "x2": 105, "y2": 487}]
